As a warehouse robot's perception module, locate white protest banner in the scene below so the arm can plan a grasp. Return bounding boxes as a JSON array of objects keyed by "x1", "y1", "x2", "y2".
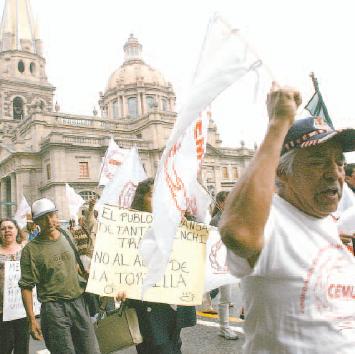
[
  {"x1": 97, "y1": 147, "x2": 147, "y2": 210},
  {"x1": 86, "y1": 205, "x2": 209, "y2": 305},
  {"x1": 99, "y1": 137, "x2": 129, "y2": 186},
  {"x1": 13, "y1": 195, "x2": 31, "y2": 229},
  {"x1": 204, "y1": 227, "x2": 239, "y2": 292},
  {"x1": 140, "y1": 13, "x2": 263, "y2": 293},
  {"x1": 3, "y1": 261, "x2": 41, "y2": 321},
  {"x1": 65, "y1": 183, "x2": 85, "y2": 224}
]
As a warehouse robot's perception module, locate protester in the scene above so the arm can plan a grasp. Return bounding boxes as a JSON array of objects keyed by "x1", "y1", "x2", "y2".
[
  {"x1": 220, "y1": 83, "x2": 355, "y2": 353},
  {"x1": 117, "y1": 178, "x2": 196, "y2": 354},
  {"x1": 345, "y1": 163, "x2": 355, "y2": 193},
  {"x1": 210, "y1": 191, "x2": 238, "y2": 340},
  {"x1": 26, "y1": 216, "x2": 39, "y2": 242},
  {"x1": 0, "y1": 218, "x2": 29, "y2": 354},
  {"x1": 19, "y1": 198, "x2": 100, "y2": 354}
]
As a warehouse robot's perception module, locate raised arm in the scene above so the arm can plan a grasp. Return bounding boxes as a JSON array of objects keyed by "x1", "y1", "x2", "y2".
[{"x1": 219, "y1": 84, "x2": 301, "y2": 262}]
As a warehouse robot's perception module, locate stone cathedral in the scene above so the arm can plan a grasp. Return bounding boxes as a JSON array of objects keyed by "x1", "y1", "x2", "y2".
[{"x1": 0, "y1": 0, "x2": 254, "y2": 220}]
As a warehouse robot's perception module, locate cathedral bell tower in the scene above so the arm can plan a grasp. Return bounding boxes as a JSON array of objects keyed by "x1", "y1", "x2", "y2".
[{"x1": 0, "y1": 0, "x2": 55, "y2": 121}]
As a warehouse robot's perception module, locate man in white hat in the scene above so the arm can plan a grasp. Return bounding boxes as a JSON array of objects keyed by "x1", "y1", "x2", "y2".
[
  {"x1": 19, "y1": 198, "x2": 100, "y2": 354},
  {"x1": 220, "y1": 83, "x2": 355, "y2": 353}
]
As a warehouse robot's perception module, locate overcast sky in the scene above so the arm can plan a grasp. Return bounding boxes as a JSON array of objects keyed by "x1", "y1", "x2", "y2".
[{"x1": 2, "y1": 0, "x2": 354, "y2": 161}]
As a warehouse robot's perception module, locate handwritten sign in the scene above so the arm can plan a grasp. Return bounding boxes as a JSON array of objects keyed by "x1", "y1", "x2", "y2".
[
  {"x1": 86, "y1": 205, "x2": 209, "y2": 305},
  {"x1": 3, "y1": 261, "x2": 41, "y2": 321}
]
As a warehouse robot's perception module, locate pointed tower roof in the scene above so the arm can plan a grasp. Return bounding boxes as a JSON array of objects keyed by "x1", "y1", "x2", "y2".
[{"x1": 0, "y1": 0, "x2": 40, "y2": 54}]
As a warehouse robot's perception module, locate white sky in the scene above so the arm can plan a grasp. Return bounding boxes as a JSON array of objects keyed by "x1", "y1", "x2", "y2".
[{"x1": 2, "y1": 0, "x2": 354, "y2": 161}]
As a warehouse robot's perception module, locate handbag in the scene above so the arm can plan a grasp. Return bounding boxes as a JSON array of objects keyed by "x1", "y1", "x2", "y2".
[{"x1": 94, "y1": 302, "x2": 143, "y2": 353}]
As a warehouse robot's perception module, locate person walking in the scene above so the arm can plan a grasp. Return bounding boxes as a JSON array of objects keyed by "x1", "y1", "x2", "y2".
[
  {"x1": 117, "y1": 178, "x2": 196, "y2": 354},
  {"x1": 19, "y1": 198, "x2": 100, "y2": 354},
  {"x1": 210, "y1": 191, "x2": 238, "y2": 340},
  {"x1": 0, "y1": 218, "x2": 29, "y2": 354}
]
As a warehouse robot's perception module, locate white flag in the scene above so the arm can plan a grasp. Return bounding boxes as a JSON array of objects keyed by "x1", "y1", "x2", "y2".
[
  {"x1": 14, "y1": 196, "x2": 31, "y2": 229},
  {"x1": 98, "y1": 137, "x2": 129, "y2": 186},
  {"x1": 65, "y1": 183, "x2": 85, "y2": 223},
  {"x1": 97, "y1": 147, "x2": 147, "y2": 209},
  {"x1": 140, "y1": 14, "x2": 262, "y2": 292},
  {"x1": 204, "y1": 228, "x2": 239, "y2": 292}
]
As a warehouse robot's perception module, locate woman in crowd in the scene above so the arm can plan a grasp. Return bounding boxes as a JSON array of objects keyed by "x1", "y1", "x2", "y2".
[
  {"x1": 0, "y1": 218, "x2": 29, "y2": 354},
  {"x1": 120, "y1": 177, "x2": 196, "y2": 354},
  {"x1": 210, "y1": 191, "x2": 239, "y2": 340}
]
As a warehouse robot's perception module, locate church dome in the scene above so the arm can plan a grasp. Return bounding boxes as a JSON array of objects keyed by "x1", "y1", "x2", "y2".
[{"x1": 106, "y1": 34, "x2": 170, "y2": 91}]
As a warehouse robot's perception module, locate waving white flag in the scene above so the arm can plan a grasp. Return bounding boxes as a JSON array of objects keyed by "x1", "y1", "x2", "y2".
[
  {"x1": 14, "y1": 196, "x2": 31, "y2": 229},
  {"x1": 65, "y1": 184, "x2": 85, "y2": 223},
  {"x1": 98, "y1": 137, "x2": 129, "y2": 186},
  {"x1": 97, "y1": 147, "x2": 147, "y2": 209},
  {"x1": 140, "y1": 14, "x2": 263, "y2": 293},
  {"x1": 204, "y1": 228, "x2": 239, "y2": 292}
]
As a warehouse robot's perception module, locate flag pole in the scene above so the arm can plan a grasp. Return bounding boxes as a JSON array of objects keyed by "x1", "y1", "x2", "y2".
[{"x1": 310, "y1": 72, "x2": 319, "y2": 93}]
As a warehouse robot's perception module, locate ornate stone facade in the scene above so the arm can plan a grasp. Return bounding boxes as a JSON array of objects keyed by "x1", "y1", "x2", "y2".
[{"x1": 0, "y1": 0, "x2": 254, "y2": 220}]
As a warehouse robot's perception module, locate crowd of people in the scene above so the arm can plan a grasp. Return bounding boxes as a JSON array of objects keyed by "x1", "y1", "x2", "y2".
[{"x1": 0, "y1": 84, "x2": 354, "y2": 354}]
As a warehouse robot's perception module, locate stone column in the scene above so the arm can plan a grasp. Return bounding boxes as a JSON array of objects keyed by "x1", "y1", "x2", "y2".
[
  {"x1": 122, "y1": 96, "x2": 127, "y2": 117},
  {"x1": 0, "y1": 179, "x2": 4, "y2": 218},
  {"x1": 169, "y1": 97, "x2": 175, "y2": 112},
  {"x1": 137, "y1": 93, "x2": 142, "y2": 117},
  {"x1": 10, "y1": 173, "x2": 17, "y2": 216}
]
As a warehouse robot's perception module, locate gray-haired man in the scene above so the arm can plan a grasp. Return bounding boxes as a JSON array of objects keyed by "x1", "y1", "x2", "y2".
[{"x1": 220, "y1": 84, "x2": 355, "y2": 353}]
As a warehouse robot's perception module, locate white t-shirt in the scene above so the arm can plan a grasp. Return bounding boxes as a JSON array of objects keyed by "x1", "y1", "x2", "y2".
[{"x1": 228, "y1": 194, "x2": 355, "y2": 354}]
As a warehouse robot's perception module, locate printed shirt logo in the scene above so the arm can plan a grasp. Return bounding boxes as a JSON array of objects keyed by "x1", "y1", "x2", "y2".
[{"x1": 300, "y1": 243, "x2": 355, "y2": 331}]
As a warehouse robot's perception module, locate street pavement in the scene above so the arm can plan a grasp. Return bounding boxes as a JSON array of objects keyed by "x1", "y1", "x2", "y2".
[{"x1": 30, "y1": 284, "x2": 244, "y2": 354}]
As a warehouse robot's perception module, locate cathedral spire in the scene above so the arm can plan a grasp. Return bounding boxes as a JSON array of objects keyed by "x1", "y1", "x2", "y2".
[{"x1": 0, "y1": 0, "x2": 41, "y2": 54}]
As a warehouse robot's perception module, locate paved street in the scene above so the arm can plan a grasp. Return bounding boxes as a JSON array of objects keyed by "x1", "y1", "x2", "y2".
[{"x1": 30, "y1": 285, "x2": 244, "y2": 354}]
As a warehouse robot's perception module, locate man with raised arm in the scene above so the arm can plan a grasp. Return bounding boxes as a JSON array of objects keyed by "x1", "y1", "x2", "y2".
[{"x1": 220, "y1": 83, "x2": 355, "y2": 353}]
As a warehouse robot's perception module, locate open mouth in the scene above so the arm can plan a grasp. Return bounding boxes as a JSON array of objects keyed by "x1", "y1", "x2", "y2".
[{"x1": 319, "y1": 187, "x2": 339, "y2": 200}]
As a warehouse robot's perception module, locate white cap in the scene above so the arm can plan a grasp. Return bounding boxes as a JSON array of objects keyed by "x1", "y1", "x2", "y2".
[{"x1": 32, "y1": 198, "x2": 57, "y2": 220}]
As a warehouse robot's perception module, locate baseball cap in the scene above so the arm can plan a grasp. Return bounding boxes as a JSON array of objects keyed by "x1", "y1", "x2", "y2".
[
  {"x1": 281, "y1": 116, "x2": 355, "y2": 155},
  {"x1": 32, "y1": 198, "x2": 57, "y2": 220}
]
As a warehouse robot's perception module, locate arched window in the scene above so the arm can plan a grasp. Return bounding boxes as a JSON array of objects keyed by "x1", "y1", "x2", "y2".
[
  {"x1": 78, "y1": 191, "x2": 98, "y2": 202},
  {"x1": 18, "y1": 60, "x2": 25, "y2": 73},
  {"x1": 146, "y1": 96, "x2": 155, "y2": 112},
  {"x1": 30, "y1": 62, "x2": 36, "y2": 74},
  {"x1": 128, "y1": 97, "x2": 138, "y2": 118},
  {"x1": 161, "y1": 98, "x2": 168, "y2": 111},
  {"x1": 13, "y1": 97, "x2": 24, "y2": 120},
  {"x1": 112, "y1": 100, "x2": 119, "y2": 119}
]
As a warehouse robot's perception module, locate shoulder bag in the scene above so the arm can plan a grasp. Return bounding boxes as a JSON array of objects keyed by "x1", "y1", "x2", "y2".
[
  {"x1": 60, "y1": 227, "x2": 100, "y2": 316},
  {"x1": 94, "y1": 301, "x2": 143, "y2": 353}
]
